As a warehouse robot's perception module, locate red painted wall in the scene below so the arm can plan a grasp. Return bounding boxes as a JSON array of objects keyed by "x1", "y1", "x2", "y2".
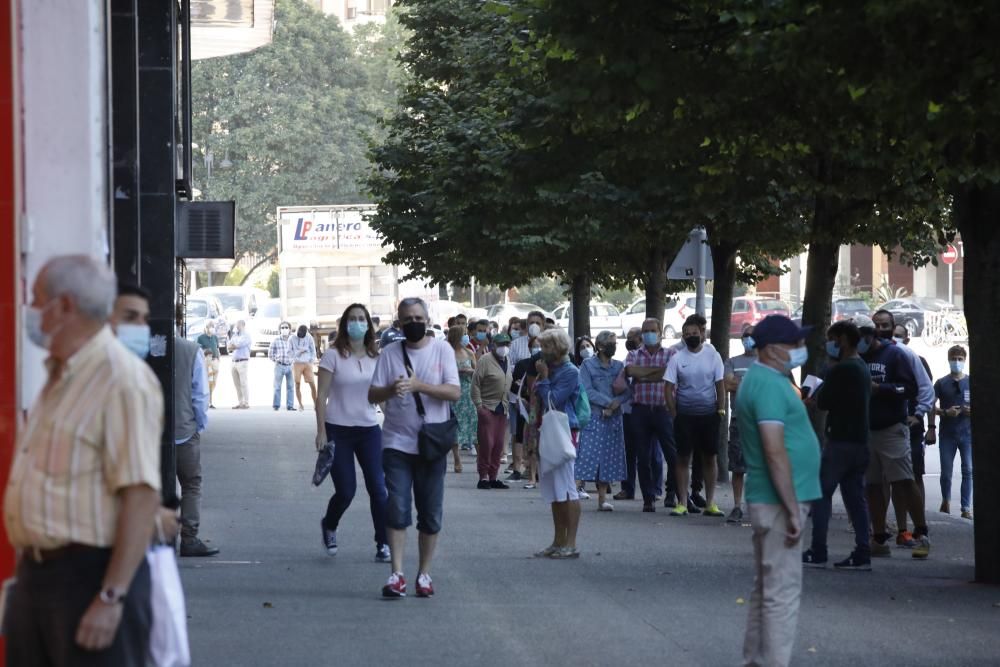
[{"x1": 0, "y1": 0, "x2": 18, "y2": 659}]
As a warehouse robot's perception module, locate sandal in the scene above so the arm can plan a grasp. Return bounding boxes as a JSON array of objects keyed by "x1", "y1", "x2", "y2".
[
  {"x1": 533, "y1": 545, "x2": 558, "y2": 558},
  {"x1": 548, "y1": 547, "x2": 580, "y2": 559}
]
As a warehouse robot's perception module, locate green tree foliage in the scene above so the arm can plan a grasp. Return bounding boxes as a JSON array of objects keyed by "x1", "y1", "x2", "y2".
[{"x1": 191, "y1": 0, "x2": 405, "y2": 262}]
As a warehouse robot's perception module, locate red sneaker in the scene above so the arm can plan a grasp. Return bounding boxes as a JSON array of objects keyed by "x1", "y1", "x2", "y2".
[
  {"x1": 415, "y1": 573, "x2": 434, "y2": 598},
  {"x1": 382, "y1": 572, "x2": 406, "y2": 598}
]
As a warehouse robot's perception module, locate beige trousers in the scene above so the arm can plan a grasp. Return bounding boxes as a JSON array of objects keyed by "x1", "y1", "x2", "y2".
[
  {"x1": 743, "y1": 503, "x2": 809, "y2": 667},
  {"x1": 231, "y1": 360, "x2": 250, "y2": 407}
]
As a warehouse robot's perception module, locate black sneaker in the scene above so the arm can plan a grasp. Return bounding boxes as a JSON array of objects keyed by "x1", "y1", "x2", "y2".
[
  {"x1": 321, "y1": 521, "x2": 337, "y2": 555},
  {"x1": 690, "y1": 492, "x2": 707, "y2": 508},
  {"x1": 642, "y1": 502, "x2": 655, "y2": 513},
  {"x1": 663, "y1": 494, "x2": 676, "y2": 509},
  {"x1": 477, "y1": 480, "x2": 491, "y2": 490},
  {"x1": 489, "y1": 480, "x2": 510, "y2": 489},
  {"x1": 834, "y1": 551, "x2": 872, "y2": 571},
  {"x1": 686, "y1": 498, "x2": 702, "y2": 515},
  {"x1": 802, "y1": 548, "x2": 828, "y2": 568},
  {"x1": 180, "y1": 537, "x2": 220, "y2": 557},
  {"x1": 506, "y1": 471, "x2": 523, "y2": 481}
]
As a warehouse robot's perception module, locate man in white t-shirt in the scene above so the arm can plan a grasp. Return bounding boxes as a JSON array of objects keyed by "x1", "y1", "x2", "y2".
[
  {"x1": 369, "y1": 297, "x2": 461, "y2": 599},
  {"x1": 664, "y1": 317, "x2": 726, "y2": 518}
]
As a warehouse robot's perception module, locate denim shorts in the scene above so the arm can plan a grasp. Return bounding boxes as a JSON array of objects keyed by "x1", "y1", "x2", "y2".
[{"x1": 382, "y1": 447, "x2": 447, "y2": 535}]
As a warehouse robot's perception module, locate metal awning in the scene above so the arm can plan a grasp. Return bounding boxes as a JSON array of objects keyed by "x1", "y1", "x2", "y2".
[{"x1": 191, "y1": 0, "x2": 275, "y2": 60}]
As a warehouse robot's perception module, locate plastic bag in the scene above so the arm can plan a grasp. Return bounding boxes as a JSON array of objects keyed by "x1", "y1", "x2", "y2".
[{"x1": 148, "y1": 545, "x2": 191, "y2": 667}]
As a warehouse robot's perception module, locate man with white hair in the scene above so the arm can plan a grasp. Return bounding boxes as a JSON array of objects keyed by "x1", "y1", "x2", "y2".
[
  {"x1": 5, "y1": 255, "x2": 164, "y2": 665},
  {"x1": 228, "y1": 318, "x2": 252, "y2": 408}
]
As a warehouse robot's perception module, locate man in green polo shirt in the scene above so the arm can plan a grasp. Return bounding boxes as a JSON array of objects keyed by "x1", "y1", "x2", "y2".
[{"x1": 736, "y1": 315, "x2": 821, "y2": 667}]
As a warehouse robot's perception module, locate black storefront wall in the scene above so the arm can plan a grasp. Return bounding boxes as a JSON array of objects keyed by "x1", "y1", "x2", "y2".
[{"x1": 110, "y1": 0, "x2": 180, "y2": 507}]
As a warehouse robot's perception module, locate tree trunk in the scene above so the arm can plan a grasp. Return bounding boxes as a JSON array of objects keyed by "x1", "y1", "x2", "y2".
[
  {"x1": 953, "y1": 184, "x2": 1000, "y2": 585},
  {"x1": 570, "y1": 272, "x2": 592, "y2": 340},
  {"x1": 645, "y1": 248, "x2": 669, "y2": 325},
  {"x1": 438, "y1": 283, "x2": 449, "y2": 300},
  {"x1": 800, "y1": 204, "x2": 840, "y2": 381},
  {"x1": 709, "y1": 240, "x2": 739, "y2": 361}
]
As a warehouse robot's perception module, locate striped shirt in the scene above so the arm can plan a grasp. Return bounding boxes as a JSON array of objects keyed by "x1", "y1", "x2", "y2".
[
  {"x1": 4, "y1": 327, "x2": 163, "y2": 549},
  {"x1": 268, "y1": 335, "x2": 294, "y2": 365},
  {"x1": 625, "y1": 345, "x2": 675, "y2": 406}
]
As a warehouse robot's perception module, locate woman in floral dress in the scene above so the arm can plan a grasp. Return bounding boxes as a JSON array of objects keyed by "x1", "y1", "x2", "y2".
[{"x1": 449, "y1": 325, "x2": 477, "y2": 472}]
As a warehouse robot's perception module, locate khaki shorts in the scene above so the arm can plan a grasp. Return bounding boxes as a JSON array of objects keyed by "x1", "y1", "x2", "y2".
[
  {"x1": 866, "y1": 423, "x2": 914, "y2": 484},
  {"x1": 293, "y1": 362, "x2": 315, "y2": 384},
  {"x1": 203, "y1": 353, "x2": 219, "y2": 383}
]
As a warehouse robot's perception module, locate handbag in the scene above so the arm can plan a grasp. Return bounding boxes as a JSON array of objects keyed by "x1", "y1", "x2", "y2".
[
  {"x1": 401, "y1": 344, "x2": 458, "y2": 462},
  {"x1": 148, "y1": 519, "x2": 191, "y2": 667},
  {"x1": 312, "y1": 441, "x2": 336, "y2": 486},
  {"x1": 538, "y1": 396, "x2": 576, "y2": 475}
]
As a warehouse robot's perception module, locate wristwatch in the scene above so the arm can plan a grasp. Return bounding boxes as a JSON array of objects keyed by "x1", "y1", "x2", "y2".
[
  {"x1": 717, "y1": 409, "x2": 726, "y2": 417},
  {"x1": 98, "y1": 587, "x2": 127, "y2": 605}
]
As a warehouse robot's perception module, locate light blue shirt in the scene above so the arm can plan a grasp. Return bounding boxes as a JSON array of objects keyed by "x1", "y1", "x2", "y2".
[
  {"x1": 289, "y1": 334, "x2": 316, "y2": 364},
  {"x1": 230, "y1": 331, "x2": 252, "y2": 360},
  {"x1": 177, "y1": 351, "x2": 210, "y2": 444}
]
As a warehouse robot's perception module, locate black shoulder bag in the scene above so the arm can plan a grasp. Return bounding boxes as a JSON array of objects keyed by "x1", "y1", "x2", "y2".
[{"x1": 401, "y1": 343, "x2": 458, "y2": 461}]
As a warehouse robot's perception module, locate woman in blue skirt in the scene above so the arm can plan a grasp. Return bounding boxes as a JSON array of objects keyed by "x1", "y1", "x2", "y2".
[{"x1": 576, "y1": 330, "x2": 629, "y2": 511}]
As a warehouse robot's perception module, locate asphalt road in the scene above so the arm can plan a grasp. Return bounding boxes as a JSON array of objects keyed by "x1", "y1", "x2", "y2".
[{"x1": 181, "y1": 364, "x2": 997, "y2": 667}]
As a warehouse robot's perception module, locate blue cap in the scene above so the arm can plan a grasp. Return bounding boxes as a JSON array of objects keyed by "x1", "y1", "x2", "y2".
[{"x1": 752, "y1": 315, "x2": 812, "y2": 348}]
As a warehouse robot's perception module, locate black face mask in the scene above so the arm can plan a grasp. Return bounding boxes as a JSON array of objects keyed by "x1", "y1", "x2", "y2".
[
  {"x1": 876, "y1": 330, "x2": 893, "y2": 340},
  {"x1": 684, "y1": 336, "x2": 701, "y2": 350},
  {"x1": 402, "y1": 321, "x2": 426, "y2": 343},
  {"x1": 603, "y1": 344, "x2": 617, "y2": 357},
  {"x1": 625, "y1": 339, "x2": 638, "y2": 352}
]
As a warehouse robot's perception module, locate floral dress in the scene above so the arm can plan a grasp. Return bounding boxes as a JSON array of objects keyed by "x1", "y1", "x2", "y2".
[
  {"x1": 454, "y1": 358, "x2": 478, "y2": 447},
  {"x1": 574, "y1": 357, "x2": 627, "y2": 483}
]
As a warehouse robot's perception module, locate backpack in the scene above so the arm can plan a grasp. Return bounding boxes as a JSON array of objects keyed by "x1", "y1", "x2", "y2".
[{"x1": 574, "y1": 383, "x2": 591, "y2": 430}]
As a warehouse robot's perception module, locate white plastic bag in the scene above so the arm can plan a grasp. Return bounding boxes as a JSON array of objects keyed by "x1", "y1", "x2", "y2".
[
  {"x1": 148, "y1": 545, "x2": 191, "y2": 667},
  {"x1": 538, "y1": 398, "x2": 575, "y2": 475}
]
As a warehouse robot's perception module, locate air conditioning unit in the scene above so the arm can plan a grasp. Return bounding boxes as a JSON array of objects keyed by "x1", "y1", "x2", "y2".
[{"x1": 176, "y1": 201, "x2": 235, "y2": 258}]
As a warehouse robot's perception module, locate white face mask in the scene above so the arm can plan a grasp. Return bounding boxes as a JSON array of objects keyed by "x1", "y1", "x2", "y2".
[
  {"x1": 495, "y1": 346, "x2": 510, "y2": 359},
  {"x1": 528, "y1": 323, "x2": 541, "y2": 338},
  {"x1": 893, "y1": 336, "x2": 905, "y2": 345},
  {"x1": 580, "y1": 347, "x2": 594, "y2": 359}
]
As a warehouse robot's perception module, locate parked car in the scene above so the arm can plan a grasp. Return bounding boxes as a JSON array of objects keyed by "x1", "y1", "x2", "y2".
[
  {"x1": 193, "y1": 286, "x2": 271, "y2": 335},
  {"x1": 185, "y1": 295, "x2": 229, "y2": 353},
  {"x1": 620, "y1": 293, "x2": 714, "y2": 338},
  {"x1": 427, "y1": 300, "x2": 488, "y2": 327},
  {"x1": 552, "y1": 301, "x2": 623, "y2": 335},
  {"x1": 247, "y1": 299, "x2": 284, "y2": 357},
  {"x1": 730, "y1": 297, "x2": 791, "y2": 336},
  {"x1": 877, "y1": 296, "x2": 958, "y2": 337},
  {"x1": 483, "y1": 302, "x2": 551, "y2": 324},
  {"x1": 791, "y1": 297, "x2": 872, "y2": 327}
]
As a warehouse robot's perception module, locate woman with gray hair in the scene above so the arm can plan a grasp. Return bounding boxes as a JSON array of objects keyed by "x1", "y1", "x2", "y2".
[
  {"x1": 532, "y1": 328, "x2": 583, "y2": 559},
  {"x1": 575, "y1": 331, "x2": 628, "y2": 511}
]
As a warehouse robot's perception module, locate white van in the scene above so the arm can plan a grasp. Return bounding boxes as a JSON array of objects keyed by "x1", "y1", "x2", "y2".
[{"x1": 193, "y1": 286, "x2": 271, "y2": 334}]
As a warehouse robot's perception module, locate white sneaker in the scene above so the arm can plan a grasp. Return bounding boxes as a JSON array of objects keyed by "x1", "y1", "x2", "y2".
[
  {"x1": 577, "y1": 490, "x2": 590, "y2": 500},
  {"x1": 599, "y1": 501, "x2": 614, "y2": 512},
  {"x1": 500, "y1": 455, "x2": 508, "y2": 464}
]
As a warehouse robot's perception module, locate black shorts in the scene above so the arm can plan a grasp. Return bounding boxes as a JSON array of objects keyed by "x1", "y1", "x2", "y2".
[
  {"x1": 728, "y1": 421, "x2": 746, "y2": 473},
  {"x1": 674, "y1": 413, "x2": 722, "y2": 459},
  {"x1": 909, "y1": 424, "x2": 925, "y2": 477}
]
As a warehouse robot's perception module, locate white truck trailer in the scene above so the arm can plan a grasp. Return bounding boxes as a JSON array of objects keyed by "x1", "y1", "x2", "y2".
[{"x1": 276, "y1": 204, "x2": 434, "y2": 344}]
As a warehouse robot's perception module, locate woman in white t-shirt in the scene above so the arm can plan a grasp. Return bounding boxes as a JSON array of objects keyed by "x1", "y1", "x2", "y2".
[{"x1": 315, "y1": 304, "x2": 389, "y2": 562}]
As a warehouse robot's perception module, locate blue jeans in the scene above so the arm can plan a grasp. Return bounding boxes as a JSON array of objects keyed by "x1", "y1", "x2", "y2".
[
  {"x1": 939, "y1": 428, "x2": 973, "y2": 511},
  {"x1": 383, "y1": 448, "x2": 447, "y2": 535},
  {"x1": 630, "y1": 404, "x2": 676, "y2": 503},
  {"x1": 323, "y1": 424, "x2": 388, "y2": 546},
  {"x1": 810, "y1": 440, "x2": 870, "y2": 557},
  {"x1": 273, "y1": 363, "x2": 293, "y2": 409},
  {"x1": 622, "y1": 413, "x2": 664, "y2": 497}
]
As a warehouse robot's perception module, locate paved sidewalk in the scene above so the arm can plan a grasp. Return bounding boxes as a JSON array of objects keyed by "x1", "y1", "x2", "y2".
[{"x1": 181, "y1": 408, "x2": 998, "y2": 667}]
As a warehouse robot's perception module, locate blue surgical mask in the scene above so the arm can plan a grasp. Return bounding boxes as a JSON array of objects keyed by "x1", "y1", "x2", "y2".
[
  {"x1": 347, "y1": 321, "x2": 368, "y2": 340},
  {"x1": 117, "y1": 323, "x2": 151, "y2": 358},
  {"x1": 511, "y1": 330, "x2": 521, "y2": 339},
  {"x1": 642, "y1": 332, "x2": 659, "y2": 347},
  {"x1": 950, "y1": 360, "x2": 965, "y2": 374},
  {"x1": 580, "y1": 347, "x2": 594, "y2": 359},
  {"x1": 825, "y1": 340, "x2": 841, "y2": 359},
  {"x1": 742, "y1": 337, "x2": 755, "y2": 353},
  {"x1": 461, "y1": 334, "x2": 471, "y2": 346},
  {"x1": 24, "y1": 305, "x2": 51, "y2": 349},
  {"x1": 475, "y1": 331, "x2": 487, "y2": 341},
  {"x1": 530, "y1": 346, "x2": 542, "y2": 355},
  {"x1": 784, "y1": 346, "x2": 808, "y2": 371},
  {"x1": 857, "y1": 337, "x2": 871, "y2": 355},
  {"x1": 892, "y1": 336, "x2": 906, "y2": 346}
]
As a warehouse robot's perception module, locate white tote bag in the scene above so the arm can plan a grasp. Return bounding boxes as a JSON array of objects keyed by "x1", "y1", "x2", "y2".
[
  {"x1": 538, "y1": 397, "x2": 576, "y2": 475},
  {"x1": 148, "y1": 545, "x2": 191, "y2": 667}
]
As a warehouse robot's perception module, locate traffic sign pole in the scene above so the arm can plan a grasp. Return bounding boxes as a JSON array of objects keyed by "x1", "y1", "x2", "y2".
[{"x1": 695, "y1": 227, "x2": 708, "y2": 318}]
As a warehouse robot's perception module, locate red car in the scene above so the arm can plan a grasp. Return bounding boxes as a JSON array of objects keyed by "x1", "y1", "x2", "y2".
[{"x1": 729, "y1": 297, "x2": 791, "y2": 336}]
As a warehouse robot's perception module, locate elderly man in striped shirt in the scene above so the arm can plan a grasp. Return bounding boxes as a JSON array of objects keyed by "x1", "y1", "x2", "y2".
[{"x1": 4, "y1": 255, "x2": 163, "y2": 666}]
